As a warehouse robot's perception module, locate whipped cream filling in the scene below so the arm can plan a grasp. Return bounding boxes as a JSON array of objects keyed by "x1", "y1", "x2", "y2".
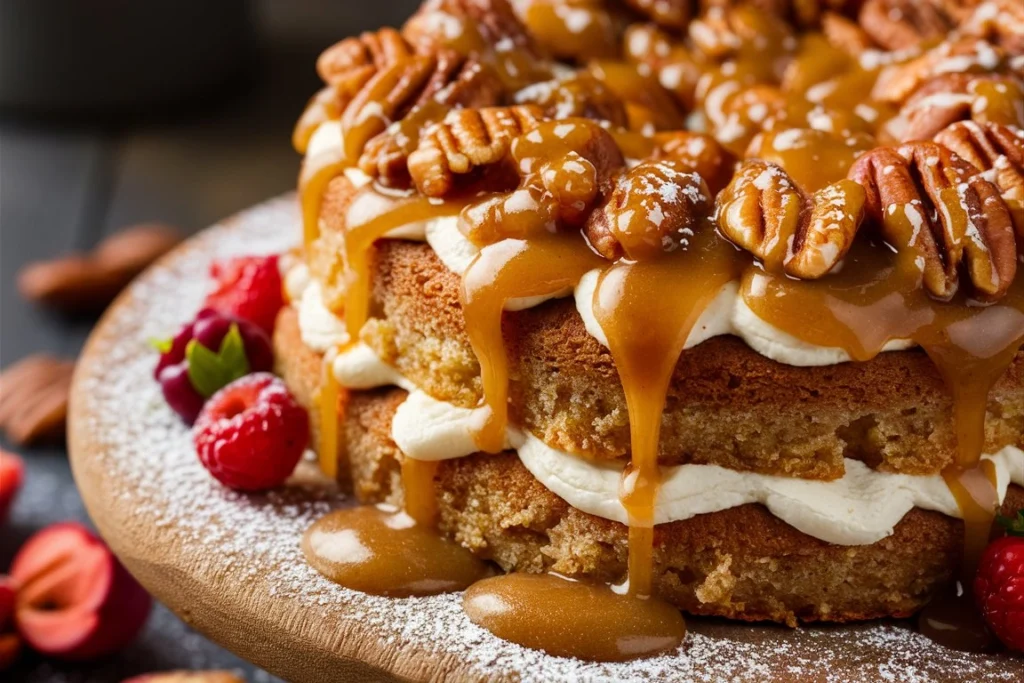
[
  {"x1": 326, "y1": 338, "x2": 1024, "y2": 547},
  {"x1": 302, "y1": 121, "x2": 918, "y2": 366}
]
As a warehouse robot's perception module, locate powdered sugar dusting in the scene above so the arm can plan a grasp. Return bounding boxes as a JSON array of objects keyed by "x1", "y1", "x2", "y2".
[{"x1": 69, "y1": 195, "x2": 1022, "y2": 682}]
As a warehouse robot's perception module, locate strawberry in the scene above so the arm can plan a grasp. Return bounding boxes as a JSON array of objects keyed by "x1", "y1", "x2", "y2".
[
  {"x1": 193, "y1": 373, "x2": 308, "y2": 491},
  {"x1": 203, "y1": 255, "x2": 284, "y2": 335},
  {"x1": 974, "y1": 509, "x2": 1024, "y2": 652}
]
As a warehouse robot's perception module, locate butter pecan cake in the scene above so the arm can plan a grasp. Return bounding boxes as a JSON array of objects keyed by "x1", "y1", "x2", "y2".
[{"x1": 275, "y1": 0, "x2": 1024, "y2": 661}]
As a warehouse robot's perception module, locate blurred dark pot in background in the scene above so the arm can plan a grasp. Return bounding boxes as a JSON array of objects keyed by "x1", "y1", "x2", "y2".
[{"x1": 0, "y1": 0, "x2": 255, "y2": 115}]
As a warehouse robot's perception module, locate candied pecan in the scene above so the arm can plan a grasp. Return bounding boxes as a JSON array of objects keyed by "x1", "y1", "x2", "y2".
[
  {"x1": 340, "y1": 55, "x2": 437, "y2": 161},
  {"x1": 317, "y1": 28, "x2": 414, "y2": 96},
  {"x1": 936, "y1": 120, "x2": 1024, "y2": 234},
  {"x1": 512, "y1": 0, "x2": 621, "y2": 62},
  {"x1": 403, "y1": 0, "x2": 537, "y2": 57},
  {"x1": 821, "y1": 11, "x2": 873, "y2": 57},
  {"x1": 849, "y1": 143, "x2": 1017, "y2": 301},
  {"x1": 651, "y1": 131, "x2": 736, "y2": 193},
  {"x1": 623, "y1": 23, "x2": 704, "y2": 110},
  {"x1": 872, "y1": 37, "x2": 1010, "y2": 106},
  {"x1": 715, "y1": 160, "x2": 866, "y2": 278},
  {"x1": 962, "y1": 0, "x2": 1024, "y2": 55},
  {"x1": 625, "y1": 0, "x2": 692, "y2": 30},
  {"x1": 858, "y1": 0, "x2": 955, "y2": 52},
  {"x1": 409, "y1": 105, "x2": 544, "y2": 196},
  {"x1": 513, "y1": 72, "x2": 628, "y2": 128},
  {"x1": 689, "y1": 4, "x2": 795, "y2": 61},
  {"x1": 586, "y1": 160, "x2": 714, "y2": 261},
  {"x1": 461, "y1": 119, "x2": 624, "y2": 244},
  {"x1": 895, "y1": 73, "x2": 1024, "y2": 143}
]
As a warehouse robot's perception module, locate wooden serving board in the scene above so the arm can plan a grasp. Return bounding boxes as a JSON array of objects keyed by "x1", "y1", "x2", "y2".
[{"x1": 68, "y1": 196, "x2": 1022, "y2": 682}]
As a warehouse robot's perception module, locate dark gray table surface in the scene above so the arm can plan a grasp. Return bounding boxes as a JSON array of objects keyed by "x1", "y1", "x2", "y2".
[{"x1": 0, "y1": 3, "x2": 418, "y2": 681}]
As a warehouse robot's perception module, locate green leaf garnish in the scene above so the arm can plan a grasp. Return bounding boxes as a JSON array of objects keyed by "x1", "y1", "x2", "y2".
[
  {"x1": 185, "y1": 324, "x2": 251, "y2": 398},
  {"x1": 996, "y1": 509, "x2": 1024, "y2": 537},
  {"x1": 150, "y1": 337, "x2": 173, "y2": 353}
]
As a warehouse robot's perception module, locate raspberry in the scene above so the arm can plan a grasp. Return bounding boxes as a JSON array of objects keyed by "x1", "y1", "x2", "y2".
[
  {"x1": 193, "y1": 373, "x2": 309, "y2": 491},
  {"x1": 203, "y1": 255, "x2": 284, "y2": 335},
  {"x1": 975, "y1": 509, "x2": 1024, "y2": 652}
]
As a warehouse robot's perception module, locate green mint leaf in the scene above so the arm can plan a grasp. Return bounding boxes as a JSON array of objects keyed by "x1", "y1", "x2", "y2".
[
  {"x1": 149, "y1": 337, "x2": 173, "y2": 353},
  {"x1": 185, "y1": 324, "x2": 251, "y2": 398},
  {"x1": 997, "y1": 509, "x2": 1024, "y2": 537}
]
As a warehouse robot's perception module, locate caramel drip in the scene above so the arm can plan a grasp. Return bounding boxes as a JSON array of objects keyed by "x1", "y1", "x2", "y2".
[
  {"x1": 463, "y1": 573, "x2": 685, "y2": 662},
  {"x1": 299, "y1": 147, "x2": 346, "y2": 251},
  {"x1": 293, "y1": 86, "x2": 342, "y2": 154},
  {"x1": 460, "y1": 234, "x2": 605, "y2": 453},
  {"x1": 343, "y1": 186, "x2": 465, "y2": 338},
  {"x1": 593, "y1": 229, "x2": 741, "y2": 597},
  {"x1": 744, "y1": 235, "x2": 1024, "y2": 649},
  {"x1": 401, "y1": 457, "x2": 439, "y2": 527},
  {"x1": 317, "y1": 349, "x2": 341, "y2": 480},
  {"x1": 303, "y1": 505, "x2": 492, "y2": 597}
]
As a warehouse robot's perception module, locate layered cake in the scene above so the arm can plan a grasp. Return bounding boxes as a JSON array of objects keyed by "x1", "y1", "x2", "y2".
[{"x1": 274, "y1": 0, "x2": 1024, "y2": 660}]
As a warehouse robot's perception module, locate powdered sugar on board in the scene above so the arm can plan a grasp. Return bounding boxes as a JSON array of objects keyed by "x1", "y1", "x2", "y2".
[{"x1": 70, "y1": 195, "x2": 1022, "y2": 682}]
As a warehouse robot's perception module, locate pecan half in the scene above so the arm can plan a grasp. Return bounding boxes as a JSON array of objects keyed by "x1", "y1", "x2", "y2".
[
  {"x1": 872, "y1": 37, "x2": 1011, "y2": 106},
  {"x1": 317, "y1": 28, "x2": 414, "y2": 96},
  {"x1": 715, "y1": 160, "x2": 866, "y2": 278},
  {"x1": 514, "y1": 72, "x2": 628, "y2": 127},
  {"x1": 689, "y1": 4, "x2": 795, "y2": 61},
  {"x1": 409, "y1": 105, "x2": 544, "y2": 196},
  {"x1": 586, "y1": 160, "x2": 714, "y2": 261},
  {"x1": 356, "y1": 52, "x2": 505, "y2": 184},
  {"x1": 936, "y1": 120, "x2": 1024, "y2": 234},
  {"x1": 651, "y1": 131, "x2": 736, "y2": 193},
  {"x1": 894, "y1": 73, "x2": 1024, "y2": 143},
  {"x1": 0, "y1": 355, "x2": 75, "y2": 445},
  {"x1": 513, "y1": 0, "x2": 621, "y2": 62},
  {"x1": 849, "y1": 143, "x2": 1017, "y2": 301},
  {"x1": 622, "y1": 23, "x2": 704, "y2": 110},
  {"x1": 858, "y1": 0, "x2": 955, "y2": 52},
  {"x1": 962, "y1": 0, "x2": 1024, "y2": 55}
]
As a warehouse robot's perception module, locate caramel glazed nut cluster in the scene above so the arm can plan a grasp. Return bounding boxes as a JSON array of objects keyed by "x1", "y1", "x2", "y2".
[{"x1": 296, "y1": 0, "x2": 1024, "y2": 304}]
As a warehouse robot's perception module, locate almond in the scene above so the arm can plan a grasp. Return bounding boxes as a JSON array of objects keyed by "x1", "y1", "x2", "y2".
[{"x1": 0, "y1": 355, "x2": 75, "y2": 446}]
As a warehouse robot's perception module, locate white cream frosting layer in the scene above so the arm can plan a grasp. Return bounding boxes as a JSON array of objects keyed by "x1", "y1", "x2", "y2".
[{"x1": 327, "y1": 341, "x2": 1024, "y2": 546}]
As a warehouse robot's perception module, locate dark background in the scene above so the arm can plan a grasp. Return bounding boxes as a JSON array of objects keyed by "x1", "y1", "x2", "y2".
[{"x1": 0, "y1": 2, "x2": 417, "y2": 681}]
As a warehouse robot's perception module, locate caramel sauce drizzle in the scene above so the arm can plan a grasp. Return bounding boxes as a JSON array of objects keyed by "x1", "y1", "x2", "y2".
[
  {"x1": 463, "y1": 573, "x2": 686, "y2": 662},
  {"x1": 461, "y1": 235, "x2": 605, "y2": 452},
  {"x1": 593, "y1": 232, "x2": 741, "y2": 597},
  {"x1": 317, "y1": 348, "x2": 341, "y2": 481}
]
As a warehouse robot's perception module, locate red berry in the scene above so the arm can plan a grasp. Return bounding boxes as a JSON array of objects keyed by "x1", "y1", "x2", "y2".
[
  {"x1": 975, "y1": 512, "x2": 1024, "y2": 652},
  {"x1": 203, "y1": 255, "x2": 284, "y2": 335},
  {"x1": 0, "y1": 451, "x2": 23, "y2": 524},
  {"x1": 155, "y1": 309, "x2": 273, "y2": 424},
  {"x1": 193, "y1": 373, "x2": 308, "y2": 491}
]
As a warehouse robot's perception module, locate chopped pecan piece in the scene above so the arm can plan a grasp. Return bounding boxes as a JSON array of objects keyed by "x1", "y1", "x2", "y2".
[
  {"x1": 586, "y1": 160, "x2": 714, "y2": 261},
  {"x1": 652, "y1": 131, "x2": 736, "y2": 193},
  {"x1": 514, "y1": 72, "x2": 628, "y2": 128},
  {"x1": 849, "y1": 143, "x2": 1017, "y2": 301},
  {"x1": 409, "y1": 105, "x2": 544, "y2": 197},
  {"x1": 715, "y1": 160, "x2": 866, "y2": 278},
  {"x1": 317, "y1": 28, "x2": 414, "y2": 97},
  {"x1": 858, "y1": 0, "x2": 956, "y2": 52}
]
